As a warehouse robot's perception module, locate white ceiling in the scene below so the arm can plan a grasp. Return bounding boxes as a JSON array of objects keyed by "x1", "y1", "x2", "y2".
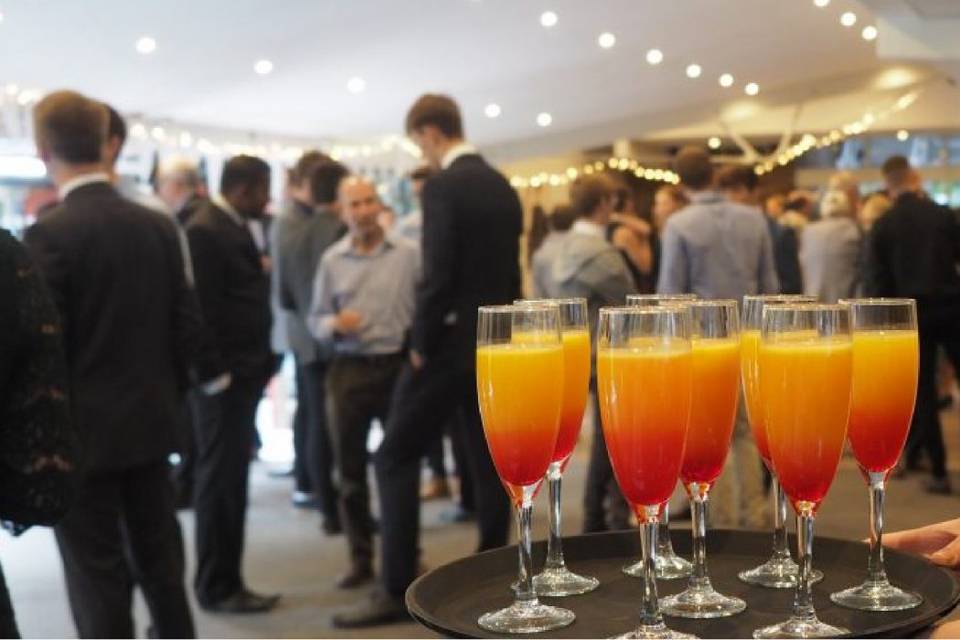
[{"x1": 0, "y1": 0, "x2": 930, "y2": 150}]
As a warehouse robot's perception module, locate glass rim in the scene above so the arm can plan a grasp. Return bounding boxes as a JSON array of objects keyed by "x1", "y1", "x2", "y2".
[
  {"x1": 743, "y1": 294, "x2": 817, "y2": 303},
  {"x1": 477, "y1": 304, "x2": 520, "y2": 314},
  {"x1": 627, "y1": 293, "x2": 698, "y2": 301},
  {"x1": 837, "y1": 297, "x2": 917, "y2": 307},
  {"x1": 599, "y1": 304, "x2": 690, "y2": 316},
  {"x1": 688, "y1": 299, "x2": 738, "y2": 308},
  {"x1": 513, "y1": 297, "x2": 586, "y2": 306},
  {"x1": 762, "y1": 302, "x2": 849, "y2": 313}
]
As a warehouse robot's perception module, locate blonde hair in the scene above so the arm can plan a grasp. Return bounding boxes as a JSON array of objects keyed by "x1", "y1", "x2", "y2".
[
  {"x1": 820, "y1": 189, "x2": 852, "y2": 218},
  {"x1": 860, "y1": 193, "x2": 892, "y2": 229}
]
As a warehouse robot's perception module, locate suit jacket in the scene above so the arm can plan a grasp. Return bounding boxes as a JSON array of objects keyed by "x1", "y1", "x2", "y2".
[
  {"x1": 24, "y1": 182, "x2": 206, "y2": 473},
  {"x1": 176, "y1": 195, "x2": 207, "y2": 227},
  {"x1": 865, "y1": 192, "x2": 960, "y2": 312},
  {"x1": 186, "y1": 200, "x2": 273, "y2": 382},
  {"x1": 800, "y1": 217, "x2": 862, "y2": 303},
  {"x1": 270, "y1": 200, "x2": 344, "y2": 363},
  {"x1": 412, "y1": 154, "x2": 523, "y2": 362}
]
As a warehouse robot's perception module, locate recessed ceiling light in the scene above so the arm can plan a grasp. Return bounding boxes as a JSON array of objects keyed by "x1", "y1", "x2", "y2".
[
  {"x1": 745, "y1": 82, "x2": 760, "y2": 96},
  {"x1": 813, "y1": 0, "x2": 830, "y2": 7},
  {"x1": 840, "y1": 12, "x2": 857, "y2": 27},
  {"x1": 135, "y1": 36, "x2": 156, "y2": 55},
  {"x1": 897, "y1": 129, "x2": 910, "y2": 141},
  {"x1": 347, "y1": 76, "x2": 366, "y2": 93},
  {"x1": 862, "y1": 25, "x2": 878, "y2": 41},
  {"x1": 708, "y1": 136, "x2": 722, "y2": 150},
  {"x1": 598, "y1": 32, "x2": 616, "y2": 49},
  {"x1": 254, "y1": 59, "x2": 273, "y2": 75},
  {"x1": 540, "y1": 11, "x2": 558, "y2": 28},
  {"x1": 686, "y1": 64, "x2": 702, "y2": 79},
  {"x1": 646, "y1": 49, "x2": 664, "y2": 65},
  {"x1": 537, "y1": 112, "x2": 553, "y2": 127},
  {"x1": 484, "y1": 103, "x2": 501, "y2": 118},
  {"x1": 719, "y1": 73, "x2": 734, "y2": 88}
]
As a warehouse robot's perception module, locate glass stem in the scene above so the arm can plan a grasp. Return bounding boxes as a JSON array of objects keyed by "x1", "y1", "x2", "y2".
[
  {"x1": 544, "y1": 461, "x2": 565, "y2": 571},
  {"x1": 688, "y1": 483, "x2": 711, "y2": 590},
  {"x1": 657, "y1": 502, "x2": 672, "y2": 556},
  {"x1": 772, "y1": 476, "x2": 791, "y2": 561},
  {"x1": 866, "y1": 471, "x2": 889, "y2": 585},
  {"x1": 515, "y1": 486, "x2": 539, "y2": 606},
  {"x1": 638, "y1": 507, "x2": 664, "y2": 629},
  {"x1": 792, "y1": 505, "x2": 817, "y2": 623}
]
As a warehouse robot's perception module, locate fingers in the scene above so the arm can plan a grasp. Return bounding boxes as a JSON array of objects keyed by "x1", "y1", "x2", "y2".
[
  {"x1": 929, "y1": 536, "x2": 960, "y2": 570},
  {"x1": 884, "y1": 525, "x2": 957, "y2": 556}
]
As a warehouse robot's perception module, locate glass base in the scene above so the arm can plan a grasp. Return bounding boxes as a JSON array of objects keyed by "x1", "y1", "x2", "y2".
[
  {"x1": 624, "y1": 552, "x2": 693, "y2": 580},
  {"x1": 478, "y1": 599, "x2": 575, "y2": 634},
  {"x1": 830, "y1": 579, "x2": 923, "y2": 612},
  {"x1": 532, "y1": 565, "x2": 600, "y2": 597},
  {"x1": 753, "y1": 616, "x2": 849, "y2": 639},
  {"x1": 660, "y1": 584, "x2": 747, "y2": 619},
  {"x1": 738, "y1": 556, "x2": 823, "y2": 589},
  {"x1": 612, "y1": 621, "x2": 698, "y2": 639}
]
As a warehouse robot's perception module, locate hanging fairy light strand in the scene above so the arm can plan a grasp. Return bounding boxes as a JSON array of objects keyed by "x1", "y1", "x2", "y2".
[{"x1": 509, "y1": 156, "x2": 680, "y2": 190}]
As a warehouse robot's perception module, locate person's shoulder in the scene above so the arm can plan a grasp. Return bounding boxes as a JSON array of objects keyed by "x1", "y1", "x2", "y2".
[{"x1": 320, "y1": 234, "x2": 351, "y2": 264}]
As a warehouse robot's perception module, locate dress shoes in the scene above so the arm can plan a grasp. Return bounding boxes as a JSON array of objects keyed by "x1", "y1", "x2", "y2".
[
  {"x1": 201, "y1": 588, "x2": 280, "y2": 614},
  {"x1": 925, "y1": 476, "x2": 952, "y2": 495},
  {"x1": 336, "y1": 563, "x2": 374, "y2": 589},
  {"x1": 331, "y1": 588, "x2": 408, "y2": 628}
]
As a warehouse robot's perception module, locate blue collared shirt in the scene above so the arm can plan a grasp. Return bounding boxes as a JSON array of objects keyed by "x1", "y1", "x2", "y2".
[
  {"x1": 308, "y1": 233, "x2": 420, "y2": 355},
  {"x1": 657, "y1": 190, "x2": 779, "y2": 299}
]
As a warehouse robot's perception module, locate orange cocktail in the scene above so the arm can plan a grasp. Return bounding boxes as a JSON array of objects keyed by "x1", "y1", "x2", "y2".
[
  {"x1": 681, "y1": 337, "x2": 740, "y2": 485},
  {"x1": 761, "y1": 337, "x2": 852, "y2": 509},
  {"x1": 553, "y1": 329, "x2": 590, "y2": 463},
  {"x1": 847, "y1": 330, "x2": 919, "y2": 473},
  {"x1": 741, "y1": 329, "x2": 771, "y2": 464},
  {"x1": 598, "y1": 343, "x2": 692, "y2": 509},
  {"x1": 477, "y1": 342, "x2": 563, "y2": 500}
]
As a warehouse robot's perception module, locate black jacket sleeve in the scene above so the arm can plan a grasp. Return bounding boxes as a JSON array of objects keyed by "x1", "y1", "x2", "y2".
[{"x1": 411, "y1": 178, "x2": 458, "y2": 357}]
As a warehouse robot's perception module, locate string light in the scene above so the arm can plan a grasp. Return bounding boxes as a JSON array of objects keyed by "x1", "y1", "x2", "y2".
[
  {"x1": 708, "y1": 136, "x2": 722, "y2": 150},
  {"x1": 840, "y1": 12, "x2": 857, "y2": 27},
  {"x1": 686, "y1": 64, "x2": 702, "y2": 79},
  {"x1": 719, "y1": 73, "x2": 734, "y2": 88},
  {"x1": 509, "y1": 156, "x2": 680, "y2": 190},
  {"x1": 744, "y1": 82, "x2": 760, "y2": 96},
  {"x1": 861, "y1": 25, "x2": 878, "y2": 41},
  {"x1": 646, "y1": 49, "x2": 664, "y2": 65},
  {"x1": 896, "y1": 129, "x2": 909, "y2": 141}
]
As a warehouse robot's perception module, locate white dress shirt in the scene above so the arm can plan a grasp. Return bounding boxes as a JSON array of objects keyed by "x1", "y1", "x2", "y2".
[
  {"x1": 440, "y1": 142, "x2": 478, "y2": 170},
  {"x1": 57, "y1": 172, "x2": 110, "y2": 200}
]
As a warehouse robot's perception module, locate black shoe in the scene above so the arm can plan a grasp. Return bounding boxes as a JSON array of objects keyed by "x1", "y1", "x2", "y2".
[
  {"x1": 336, "y1": 564, "x2": 374, "y2": 589},
  {"x1": 331, "y1": 588, "x2": 408, "y2": 628},
  {"x1": 925, "y1": 477, "x2": 952, "y2": 495},
  {"x1": 438, "y1": 506, "x2": 474, "y2": 524},
  {"x1": 201, "y1": 589, "x2": 280, "y2": 614},
  {"x1": 322, "y1": 516, "x2": 343, "y2": 536}
]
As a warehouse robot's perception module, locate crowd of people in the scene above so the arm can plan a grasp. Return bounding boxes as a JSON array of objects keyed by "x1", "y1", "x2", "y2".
[{"x1": 0, "y1": 85, "x2": 959, "y2": 638}]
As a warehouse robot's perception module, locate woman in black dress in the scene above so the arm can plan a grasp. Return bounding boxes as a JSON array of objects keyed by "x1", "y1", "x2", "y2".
[{"x1": 0, "y1": 229, "x2": 78, "y2": 637}]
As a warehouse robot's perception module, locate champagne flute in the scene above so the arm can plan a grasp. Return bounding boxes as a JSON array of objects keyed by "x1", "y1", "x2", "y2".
[
  {"x1": 598, "y1": 305, "x2": 696, "y2": 639},
  {"x1": 753, "y1": 304, "x2": 852, "y2": 639},
  {"x1": 660, "y1": 300, "x2": 746, "y2": 618},
  {"x1": 476, "y1": 304, "x2": 574, "y2": 633},
  {"x1": 516, "y1": 299, "x2": 600, "y2": 597},
  {"x1": 623, "y1": 292, "x2": 698, "y2": 581},
  {"x1": 830, "y1": 299, "x2": 923, "y2": 611},
  {"x1": 738, "y1": 294, "x2": 822, "y2": 589}
]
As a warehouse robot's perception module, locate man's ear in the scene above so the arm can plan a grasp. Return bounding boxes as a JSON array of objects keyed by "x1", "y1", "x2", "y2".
[{"x1": 35, "y1": 141, "x2": 52, "y2": 164}]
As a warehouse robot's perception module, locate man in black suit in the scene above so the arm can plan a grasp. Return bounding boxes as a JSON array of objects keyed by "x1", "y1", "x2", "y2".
[
  {"x1": 270, "y1": 154, "x2": 346, "y2": 528},
  {"x1": 333, "y1": 94, "x2": 520, "y2": 628},
  {"x1": 186, "y1": 156, "x2": 279, "y2": 613},
  {"x1": 24, "y1": 90, "x2": 200, "y2": 638},
  {"x1": 865, "y1": 155, "x2": 960, "y2": 494}
]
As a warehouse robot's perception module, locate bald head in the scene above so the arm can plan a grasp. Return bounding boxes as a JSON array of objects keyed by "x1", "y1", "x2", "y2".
[
  {"x1": 339, "y1": 176, "x2": 383, "y2": 242},
  {"x1": 156, "y1": 156, "x2": 202, "y2": 212}
]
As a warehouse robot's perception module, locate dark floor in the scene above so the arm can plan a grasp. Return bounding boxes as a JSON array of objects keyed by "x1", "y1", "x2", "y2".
[{"x1": 5, "y1": 406, "x2": 960, "y2": 638}]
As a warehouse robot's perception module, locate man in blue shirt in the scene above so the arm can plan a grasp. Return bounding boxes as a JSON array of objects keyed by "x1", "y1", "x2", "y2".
[{"x1": 309, "y1": 176, "x2": 419, "y2": 589}]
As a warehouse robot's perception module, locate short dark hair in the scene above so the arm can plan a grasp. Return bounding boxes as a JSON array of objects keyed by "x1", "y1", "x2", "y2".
[
  {"x1": 220, "y1": 155, "x2": 271, "y2": 194},
  {"x1": 405, "y1": 94, "x2": 464, "y2": 138},
  {"x1": 716, "y1": 165, "x2": 758, "y2": 192},
  {"x1": 104, "y1": 103, "x2": 127, "y2": 147},
  {"x1": 309, "y1": 160, "x2": 349, "y2": 205},
  {"x1": 882, "y1": 155, "x2": 911, "y2": 190},
  {"x1": 570, "y1": 174, "x2": 616, "y2": 218},
  {"x1": 674, "y1": 146, "x2": 714, "y2": 190},
  {"x1": 551, "y1": 204, "x2": 576, "y2": 232},
  {"x1": 33, "y1": 90, "x2": 108, "y2": 164},
  {"x1": 290, "y1": 150, "x2": 328, "y2": 186}
]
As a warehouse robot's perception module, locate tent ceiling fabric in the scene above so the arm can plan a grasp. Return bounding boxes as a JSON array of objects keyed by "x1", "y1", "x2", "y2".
[{"x1": 0, "y1": 0, "x2": 953, "y2": 152}]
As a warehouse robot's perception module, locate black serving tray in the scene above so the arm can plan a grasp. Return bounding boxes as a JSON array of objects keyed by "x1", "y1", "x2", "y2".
[{"x1": 406, "y1": 529, "x2": 960, "y2": 638}]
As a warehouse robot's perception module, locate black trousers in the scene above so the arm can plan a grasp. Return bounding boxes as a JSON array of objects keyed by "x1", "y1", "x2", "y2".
[
  {"x1": 293, "y1": 359, "x2": 339, "y2": 520},
  {"x1": 326, "y1": 354, "x2": 403, "y2": 566},
  {"x1": 425, "y1": 436, "x2": 447, "y2": 480},
  {"x1": 907, "y1": 320, "x2": 960, "y2": 479},
  {"x1": 54, "y1": 460, "x2": 194, "y2": 638},
  {"x1": 376, "y1": 353, "x2": 510, "y2": 597},
  {"x1": 583, "y1": 391, "x2": 630, "y2": 532},
  {"x1": 172, "y1": 395, "x2": 198, "y2": 506},
  {"x1": 0, "y1": 563, "x2": 18, "y2": 639},
  {"x1": 191, "y1": 377, "x2": 265, "y2": 606}
]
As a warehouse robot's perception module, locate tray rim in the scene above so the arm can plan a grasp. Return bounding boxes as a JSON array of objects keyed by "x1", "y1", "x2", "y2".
[{"x1": 405, "y1": 529, "x2": 960, "y2": 639}]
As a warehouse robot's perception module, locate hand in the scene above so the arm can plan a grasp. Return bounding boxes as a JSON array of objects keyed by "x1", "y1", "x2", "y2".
[
  {"x1": 333, "y1": 309, "x2": 363, "y2": 335},
  {"x1": 610, "y1": 213, "x2": 652, "y2": 237},
  {"x1": 410, "y1": 349, "x2": 425, "y2": 370},
  {"x1": 884, "y1": 517, "x2": 960, "y2": 569}
]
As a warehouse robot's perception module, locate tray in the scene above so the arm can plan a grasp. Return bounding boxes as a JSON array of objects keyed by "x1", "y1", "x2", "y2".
[{"x1": 406, "y1": 529, "x2": 960, "y2": 638}]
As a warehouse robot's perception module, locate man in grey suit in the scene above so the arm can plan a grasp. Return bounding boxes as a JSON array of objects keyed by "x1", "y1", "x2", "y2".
[
  {"x1": 800, "y1": 188, "x2": 862, "y2": 303},
  {"x1": 270, "y1": 155, "x2": 347, "y2": 533}
]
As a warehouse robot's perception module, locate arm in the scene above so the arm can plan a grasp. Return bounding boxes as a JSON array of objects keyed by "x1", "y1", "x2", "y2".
[
  {"x1": 612, "y1": 225, "x2": 653, "y2": 276},
  {"x1": 656, "y1": 223, "x2": 689, "y2": 294},
  {"x1": 411, "y1": 179, "x2": 458, "y2": 358},
  {"x1": 185, "y1": 223, "x2": 229, "y2": 379},
  {"x1": 588, "y1": 249, "x2": 637, "y2": 304},
  {"x1": 759, "y1": 223, "x2": 782, "y2": 294},
  {"x1": 269, "y1": 218, "x2": 296, "y2": 312},
  {"x1": 863, "y1": 222, "x2": 893, "y2": 297},
  {"x1": 22, "y1": 222, "x2": 70, "y2": 322},
  {"x1": 307, "y1": 257, "x2": 338, "y2": 344}
]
